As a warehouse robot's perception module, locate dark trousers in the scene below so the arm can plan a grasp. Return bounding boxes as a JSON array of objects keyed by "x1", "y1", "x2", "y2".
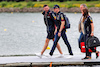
[
  {"x1": 78, "y1": 32, "x2": 91, "y2": 57},
  {"x1": 84, "y1": 34, "x2": 96, "y2": 56},
  {"x1": 78, "y1": 32, "x2": 83, "y2": 49},
  {"x1": 49, "y1": 29, "x2": 73, "y2": 56}
]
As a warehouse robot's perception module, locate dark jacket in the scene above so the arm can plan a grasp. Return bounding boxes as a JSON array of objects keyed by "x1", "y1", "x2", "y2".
[
  {"x1": 84, "y1": 16, "x2": 93, "y2": 36},
  {"x1": 42, "y1": 10, "x2": 55, "y2": 32},
  {"x1": 54, "y1": 11, "x2": 65, "y2": 31}
]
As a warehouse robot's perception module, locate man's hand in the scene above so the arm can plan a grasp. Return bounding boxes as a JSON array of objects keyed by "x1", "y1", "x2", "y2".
[
  {"x1": 91, "y1": 33, "x2": 94, "y2": 36},
  {"x1": 54, "y1": 27, "x2": 57, "y2": 35},
  {"x1": 58, "y1": 32, "x2": 61, "y2": 37}
]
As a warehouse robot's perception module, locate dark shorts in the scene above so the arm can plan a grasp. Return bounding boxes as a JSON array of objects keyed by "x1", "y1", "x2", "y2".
[{"x1": 47, "y1": 31, "x2": 54, "y2": 39}]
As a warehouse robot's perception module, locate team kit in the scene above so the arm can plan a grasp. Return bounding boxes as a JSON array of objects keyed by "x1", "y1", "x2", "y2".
[{"x1": 37, "y1": 4, "x2": 100, "y2": 60}]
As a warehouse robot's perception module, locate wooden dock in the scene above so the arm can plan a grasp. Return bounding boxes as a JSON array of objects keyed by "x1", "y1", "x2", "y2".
[{"x1": 0, "y1": 54, "x2": 100, "y2": 67}]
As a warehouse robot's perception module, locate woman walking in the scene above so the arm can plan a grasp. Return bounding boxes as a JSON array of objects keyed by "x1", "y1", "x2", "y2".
[{"x1": 81, "y1": 8, "x2": 99, "y2": 60}]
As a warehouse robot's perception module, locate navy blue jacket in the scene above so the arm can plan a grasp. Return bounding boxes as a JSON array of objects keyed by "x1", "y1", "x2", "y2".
[
  {"x1": 53, "y1": 11, "x2": 65, "y2": 31},
  {"x1": 84, "y1": 16, "x2": 93, "y2": 36}
]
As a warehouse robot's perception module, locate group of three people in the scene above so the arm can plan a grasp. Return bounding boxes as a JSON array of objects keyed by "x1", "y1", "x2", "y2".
[{"x1": 38, "y1": 4, "x2": 99, "y2": 60}]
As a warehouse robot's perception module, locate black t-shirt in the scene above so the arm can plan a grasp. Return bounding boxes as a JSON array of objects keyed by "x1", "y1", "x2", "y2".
[{"x1": 84, "y1": 16, "x2": 93, "y2": 36}]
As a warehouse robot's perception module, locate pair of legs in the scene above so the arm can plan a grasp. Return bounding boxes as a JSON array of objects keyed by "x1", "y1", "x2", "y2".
[
  {"x1": 82, "y1": 34, "x2": 99, "y2": 59},
  {"x1": 49, "y1": 29, "x2": 73, "y2": 56},
  {"x1": 41, "y1": 38, "x2": 63, "y2": 55},
  {"x1": 78, "y1": 32, "x2": 83, "y2": 49},
  {"x1": 78, "y1": 32, "x2": 91, "y2": 57}
]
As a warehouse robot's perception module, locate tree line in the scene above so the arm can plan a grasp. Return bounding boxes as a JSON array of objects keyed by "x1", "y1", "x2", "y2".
[{"x1": 0, "y1": 0, "x2": 99, "y2": 2}]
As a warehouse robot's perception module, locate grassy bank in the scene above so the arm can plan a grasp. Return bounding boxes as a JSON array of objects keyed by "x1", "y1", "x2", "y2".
[{"x1": 0, "y1": 1, "x2": 100, "y2": 9}]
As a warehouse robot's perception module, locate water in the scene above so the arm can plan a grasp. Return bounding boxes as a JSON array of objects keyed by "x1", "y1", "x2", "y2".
[{"x1": 0, "y1": 13, "x2": 100, "y2": 56}]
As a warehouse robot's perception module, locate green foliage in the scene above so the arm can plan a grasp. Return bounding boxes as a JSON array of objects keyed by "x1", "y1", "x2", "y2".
[
  {"x1": 17, "y1": 4, "x2": 22, "y2": 7},
  {"x1": 27, "y1": 2, "x2": 32, "y2": 6},
  {"x1": 67, "y1": 4, "x2": 73, "y2": 8},
  {"x1": 27, "y1": 2, "x2": 34, "y2": 7},
  {"x1": 87, "y1": 4, "x2": 95, "y2": 8},
  {"x1": 0, "y1": 1, "x2": 100, "y2": 8},
  {"x1": 0, "y1": 1, "x2": 7, "y2": 7},
  {"x1": 20, "y1": 6, "x2": 25, "y2": 9}
]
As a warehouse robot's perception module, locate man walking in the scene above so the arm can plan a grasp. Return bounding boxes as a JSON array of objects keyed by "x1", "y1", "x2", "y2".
[
  {"x1": 49, "y1": 5, "x2": 73, "y2": 56},
  {"x1": 38, "y1": 5, "x2": 63, "y2": 58}
]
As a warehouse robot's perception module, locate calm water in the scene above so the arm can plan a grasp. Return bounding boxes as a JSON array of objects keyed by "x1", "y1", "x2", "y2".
[{"x1": 0, "y1": 13, "x2": 100, "y2": 56}]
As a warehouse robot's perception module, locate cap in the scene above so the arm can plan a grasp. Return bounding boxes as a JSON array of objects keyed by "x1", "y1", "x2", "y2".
[{"x1": 53, "y1": 5, "x2": 60, "y2": 9}]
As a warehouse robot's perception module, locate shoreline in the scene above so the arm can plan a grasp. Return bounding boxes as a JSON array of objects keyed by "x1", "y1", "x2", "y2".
[{"x1": 0, "y1": 7, "x2": 100, "y2": 13}]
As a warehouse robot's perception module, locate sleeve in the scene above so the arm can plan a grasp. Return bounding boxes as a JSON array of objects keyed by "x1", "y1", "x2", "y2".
[
  {"x1": 44, "y1": 18, "x2": 47, "y2": 26},
  {"x1": 60, "y1": 13, "x2": 65, "y2": 21},
  {"x1": 89, "y1": 16, "x2": 93, "y2": 23},
  {"x1": 42, "y1": 11, "x2": 47, "y2": 26},
  {"x1": 42, "y1": 11, "x2": 45, "y2": 15},
  {"x1": 50, "y1": 12, "x2": 56, "y2": 21}
]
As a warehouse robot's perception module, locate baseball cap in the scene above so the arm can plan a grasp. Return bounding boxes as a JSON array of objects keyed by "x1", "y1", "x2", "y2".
[{"x1": 53, "y1": 5, "x2": 60, "y2": 9}]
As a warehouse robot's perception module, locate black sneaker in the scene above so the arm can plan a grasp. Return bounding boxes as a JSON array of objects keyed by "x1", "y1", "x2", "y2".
[
  {"x1": 96, "y1": 51, "x2": 99, "y2": 59},
  {"x1": 49, "y1": 52, "x2": 53, "y2": 56},
  {"x1": 82, "y1": 57, "x2": 90, "y2": 60},
  {"x1": 70, "y1": 53, "x2": 73, "y2": 56}
]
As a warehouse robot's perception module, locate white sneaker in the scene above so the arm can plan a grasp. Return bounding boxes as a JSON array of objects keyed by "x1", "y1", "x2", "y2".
[
  {"x1": 56, "y1": 54, "x2": 64, "y2": 58},
  {"x1": 48, "y1": 55, "x2": 52, "y2": 59},
  {"x1": 65, "y1": 55, "x2": 73, "y2": 59},
  {"x1": 36, "y1": 53, "x2": 43, "y2": 58}
]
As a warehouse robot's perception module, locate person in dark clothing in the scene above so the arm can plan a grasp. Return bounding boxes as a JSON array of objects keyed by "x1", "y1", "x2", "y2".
[
  {"x1": 79, "y1": 4, "x2": 92, "y2": 59},
  {"x1": 49, "y1": 5, "x2": 73, "y2": 56},
  {"x1": 81, "y1": 8, "x2": 99, "y2": 60},
  {"x1": 38, "y1": 5, "x2": 63, "y2": 58}
]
